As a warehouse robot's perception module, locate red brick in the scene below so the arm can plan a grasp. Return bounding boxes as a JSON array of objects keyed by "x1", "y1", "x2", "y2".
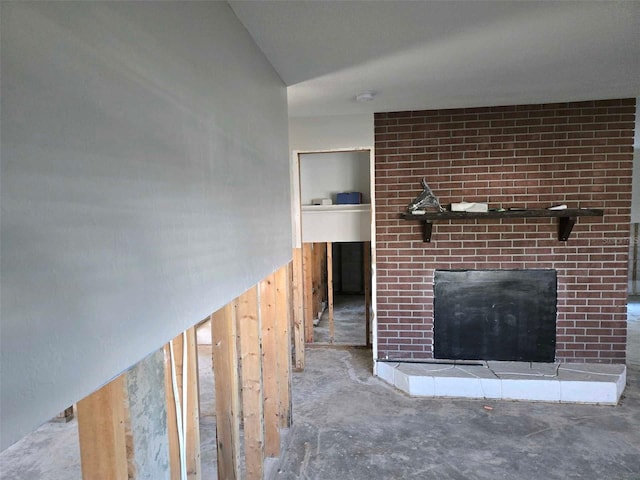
[{"x1": 374, "y1": 99, "x2": 635, "y2": 362}]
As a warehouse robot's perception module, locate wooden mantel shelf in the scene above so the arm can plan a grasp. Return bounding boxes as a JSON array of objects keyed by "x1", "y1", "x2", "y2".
[{"x1": 400, "y1": 208, "x2": 604, "y2": 242}]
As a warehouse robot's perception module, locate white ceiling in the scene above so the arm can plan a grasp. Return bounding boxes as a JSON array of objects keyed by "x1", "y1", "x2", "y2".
[{"x1": 229, "y1": 0, "x2": 640, "y2": 118}]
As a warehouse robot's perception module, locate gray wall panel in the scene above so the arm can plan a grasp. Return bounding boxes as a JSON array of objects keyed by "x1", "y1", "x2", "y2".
[{"x1": 1, "y1": 2, "x2": 290, "y2": 449}]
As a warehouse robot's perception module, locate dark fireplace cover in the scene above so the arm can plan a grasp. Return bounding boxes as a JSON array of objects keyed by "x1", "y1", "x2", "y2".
[{"x1": 433, "y1": 269, "x2": 557, "y2": 362}]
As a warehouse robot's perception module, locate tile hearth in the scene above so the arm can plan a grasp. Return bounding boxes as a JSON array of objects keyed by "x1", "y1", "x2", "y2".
[{"x1": 376, "y1": 361, "x2": 626, "y2": 405}]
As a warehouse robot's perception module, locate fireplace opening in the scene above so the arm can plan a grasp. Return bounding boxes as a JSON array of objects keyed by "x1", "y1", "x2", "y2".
[{"x1": 433, "y1": 269, "x2": 557, "y2": 362}]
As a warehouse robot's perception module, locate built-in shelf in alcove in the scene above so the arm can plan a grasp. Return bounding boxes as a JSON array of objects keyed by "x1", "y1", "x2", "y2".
[
  {"x1": 302, "y1": 203, "x2": 371, "y2": 212},
  {"x1": 302, "y1": 204, "x2": 371, "y2": 242},
  {"x1": 400, "y1": 208, "x2": 604, "y2": 242},
  {"x1": 298, "y1": 150, "x2": 372, "y2": 243}
]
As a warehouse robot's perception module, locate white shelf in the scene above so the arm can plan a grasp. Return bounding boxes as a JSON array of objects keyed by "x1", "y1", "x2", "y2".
[
  {"x1": 301, "y1": 204, "x2": 371, "y2": 243},
  {"x1": 302, "y1": 203, "x2": 370, "y2": 213},
  {"x1": 298, "y1": 151, "x2": 372, "y2": 243}
]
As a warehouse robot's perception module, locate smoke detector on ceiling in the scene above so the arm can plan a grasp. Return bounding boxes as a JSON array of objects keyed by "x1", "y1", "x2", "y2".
[{"x1": 355, "y1": 91, "x2": 376, "y2": 102}]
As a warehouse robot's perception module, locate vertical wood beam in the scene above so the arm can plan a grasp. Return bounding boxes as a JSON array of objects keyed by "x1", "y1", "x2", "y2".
[
  {"x1": 327, "y1": 242, "x2": 335, "y2": 343},
  {"x1": 164, "y1": 345, "x2": 181, "y2": 480},
  {"x1": 320, "y1": 243, "x2": 328, "y2": 310},
  {"x1": 77, "y1": 374, "x2": 128, "y2": 480},
  {"x1": 275, "y1": 264, "x2": 292, "y2": 428},
  {"x1": 364, "y1": 242, "x2": 372, "y2": 347},
  {"x1": 302, "y1": 243, "x2": 314, "y2": 343},
  {"x1": 312, "y1": 244, "x2": 319, "y2": 320},
  {"x1": 237, "y1": 286, "x2": 265, "y2": 480},
  {"x1": 291, "y1": 248, "x2": 305, "y2": 370},
  {"x1": 166, "y1": 332, "x2": 185, "y2": 480},
  {"x1": 211, "y1": 301, "x2": 242, "y2": 480},
  {"x1": 164, "y1": 328, "x2": 202, "y2": 480},
  {"x1": 184, "y1": 327, "x2": 201, "y2": 480},
  {"x1": 312, "y1": 242, "x2": 326, "y2": 319},
  {"x1": 170, "y1": 335, "x2": 187, "y2": 479},
  {"x1": 259, "y1": 273, "x2": 280, "y2": 457}
]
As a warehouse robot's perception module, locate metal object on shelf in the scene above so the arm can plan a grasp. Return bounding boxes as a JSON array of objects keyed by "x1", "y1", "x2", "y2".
[{"x1": 407, "y1": 177, "x2": 445, "y2": 213}]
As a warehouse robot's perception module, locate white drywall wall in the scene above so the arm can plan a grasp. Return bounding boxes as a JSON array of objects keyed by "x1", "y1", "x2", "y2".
[
  {"x1": 302, "y1": 207, "x2": 372, "y2": 243},
  {"x1": 1, "y1": 2, "x2": 290, "y2": 450},
  {"x1": 289, "y1": 114, "x2": 374, "y2": 151},
  {"x1": 299, "y1": 151, "x2": 371, "y2": 205}
]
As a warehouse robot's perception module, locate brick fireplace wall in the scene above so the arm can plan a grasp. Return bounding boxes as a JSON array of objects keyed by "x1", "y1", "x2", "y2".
[{"x1": 374, "y1": 99, "x2": 636, "y2": 363}]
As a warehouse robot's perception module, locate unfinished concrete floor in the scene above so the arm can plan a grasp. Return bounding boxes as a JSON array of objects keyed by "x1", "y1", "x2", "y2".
[
  {"x1": 314, "y1": 294, "x2": 367, "y2": 345},
  {"x1": 277, "y1": 297, "x2": 640, "y2": 480},
  {"x1": 278, "y1": 354, "x2": 640, "y2": 479},
  {"x1": 1, "y1": 299, "x2": 639, "y2": 479}
]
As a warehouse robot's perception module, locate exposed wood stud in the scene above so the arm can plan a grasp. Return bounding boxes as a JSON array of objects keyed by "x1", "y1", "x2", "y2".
[
  {"x1": 77, "y1": 374, "x2": 129, "y2": 480},
  {"x1": 312, "y1": 244, "x2": 320, "y2": 320},
  {"x1": 237, "y1": 286, "x2": 265, "y2": 480},
  {"x1": 211, "y1": 301, "x2": 242, "y2": 480},
  {"x1": 167, "y1": 335, "x2": 187, "y2": 480},
  {"x1": 164, "y1": 328, "x2": 201, "y2": 480},
  {"x1": 302, "y1": 243, "x2": 314, "y2": 343},
  {"x1": 312, "y1": 242, "x2": 327, "y2": 319},
  {"x1": 78, "y1": 265, "x2": 294, "y2": 480},
  {"x1": 327, "y1": 242, "x2": 335, "y2": 343},
  {"x1": 292, "y1": 248, "x2": 305, "y2": 370},
  {"x1": 259, "y1": 273, "x2": 281, "y2": 457},
  {"x1": 164, "y1": 344, "x2": 181, "y2": 480},
  {"x1": 184, "y1": 327, "x2": 201, "y2": 480},
  {"x1": 275, "y1": 264, "x2": 293, "y2": 428}
]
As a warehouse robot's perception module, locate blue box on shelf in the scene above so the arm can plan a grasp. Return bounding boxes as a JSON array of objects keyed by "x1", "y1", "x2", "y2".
[{"x1": 336, "y1": 192, "x2": 362, "y2": 204}]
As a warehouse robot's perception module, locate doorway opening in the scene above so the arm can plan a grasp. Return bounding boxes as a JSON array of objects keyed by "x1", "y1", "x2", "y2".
[
  {"x1": 312, "y1": 241, "x2": 371, "y2": 346},
  {"x1": 294, "y1": 149, "x2": 374, "y2": 348}
]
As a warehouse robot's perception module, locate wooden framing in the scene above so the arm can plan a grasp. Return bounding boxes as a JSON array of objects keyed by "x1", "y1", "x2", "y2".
[
  {"x1": 79, "y1": 264, "x2": 295, "y2": 480},
  {"x1": 275, "y1": 264, "x2": 292, "y2": 428},
  {"x1": 211, "y1": 301, "x2": 242, "y2": 480},
  {"x1": 302, "y1": 243, "x2": 314, "y2": 343},
  {"x1": 164, "y1": 327, "x2": 201, "y2": 480},
  {"x1": 291, "y1": 248, "x2": 305, "y2": 370},
  {"x1": 211, "y1": 264, "x2": 294, "y2": 480},
  {"x1": 327, "y1": 242, "x2": 335, "y2": 343},
  {"x1": 77, "y1": 374, "x2": 129, "y2": 480},
  {"x1": 184, "y1": 327, "x2": 201, "y2": 479},
  {"x1": 237, "y1": 286, "x2": 265, "y2": 480},
  {"x1": 259, "y1": 273, "x2": 280, "y2": 457},
  {"x1": 311, "y1": 242, "x2": 327, "y2": 319},
  {"x1": 164, "y1": 344, "x2": 181, "y2": 480},
  {"x1": 312, "y1": 245, "x2": 320, "y2": 320}
]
